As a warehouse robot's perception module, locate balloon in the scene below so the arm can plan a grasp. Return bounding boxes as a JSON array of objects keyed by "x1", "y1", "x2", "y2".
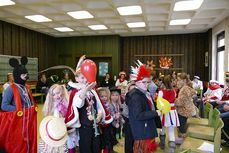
[
  {"x1": 80, "y1": 59, "x2": 97, "y2": 83},
  {"x1": 156, "y1": 97, "x2": 171, "y2": 114}
]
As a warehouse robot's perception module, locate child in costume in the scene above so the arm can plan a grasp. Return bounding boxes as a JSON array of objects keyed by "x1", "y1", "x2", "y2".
[
  {"x1": 110, "y1": 87, "x2": 123, "y2": 141},
  {"x1": 1, "y1": 56, "x2": 37, "y2": 153},
  {"x1": 39, "y1": 84, "x2": 70, "y2": 153},
  {"x1": 126, "y1": 60, "x2": 160, "y2": 153},
  {"x1": 158, "y1": 75, "x2": 180, "y2": 153},
  {"x1": 42, "y1": 84, "x2": 69, "y2": 117},
  {"x1": 97, "y1": 87, "x2": 115, "y2": 153},
  {"x1": 65, "y1": 55, "x2": 112, "y2": 153}
]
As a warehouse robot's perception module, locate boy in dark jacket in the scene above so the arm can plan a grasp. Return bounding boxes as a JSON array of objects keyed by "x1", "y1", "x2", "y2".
[{"x1": 126, "y1": 60, "x2": 160, "y2": 153}]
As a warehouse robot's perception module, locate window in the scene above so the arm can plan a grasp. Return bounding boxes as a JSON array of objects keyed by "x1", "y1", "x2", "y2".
[{"x1": 216, "y1": 31, "x2": 225, "y2": 84}]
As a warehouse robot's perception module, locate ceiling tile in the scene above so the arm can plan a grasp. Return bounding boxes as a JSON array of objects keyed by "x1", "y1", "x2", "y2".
[
  {"x1": 131, "y1": 28, "x2": 146, "y2": 32},
  {"x1": 122, "y1": 16, "x2": 144, "y2": 22},
  {"x1": 146, "y1": 14, "x2": 168, "y2": 21},
  {"x1": 201, "y1": 0, "x2": 229, "y2": 10},
  {"x1": 148, "y1": 21, "x2": 166, "y2": 26},
  {"x1": 114, "y1": 29, "x2": 129, "y2": 33},
  {"x1": 186, "y1": 24, "x2": 207, "y2": 29},
  {"x1": 149, "y1": 27, "x2": 164, "y2": 31},
  {"x1": 50, "y1": 2, "x2": 82, "y2": 12},
  {"x1": 3, "y1": 6, "x2": 36, "y2": 16},
  {"x1": 112, "y1": 0, "x2": 140, "y2": 7},
  {"x1": 103, "y1": 18, "x2": 122, "y2": 24},
  {"x1": 0, "y1": 0, "x2": 228, "y2": 37},
  {"x1": 94, "y1": 10, "x2": 116, "y2": 18},
  {"x1": 191, "y1": 18, "x2": 215, "y2": 24},
  {"x1": 145, "y1": 4, "x2": 170, "y2": 14},
  {"x1": 86, "y1": 1, "x2": 111, "y2": 9},
  {"x1": 196, "y1": 9, "x2": 225, "y2": 18},
  {"x1": 171, "y1": 12, "x2": 195, "y2": 20},
  {"x1": 108, "y1": 24, "x2": 126, "y2": 29}
]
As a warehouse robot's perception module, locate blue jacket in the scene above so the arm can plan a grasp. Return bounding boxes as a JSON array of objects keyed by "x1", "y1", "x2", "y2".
[
  {"x1": 1, "y1": 84, "x2": 32, "y2": 111},
  {"x1": 126, "y1": 88, "x2": 158, "y2": 140}
]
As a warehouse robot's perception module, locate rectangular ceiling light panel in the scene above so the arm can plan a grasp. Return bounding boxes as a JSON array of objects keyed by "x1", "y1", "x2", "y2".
[
  {"x1": 0, "y1": 0, "x2": 15, "y2": 6},
  {"x1": 88, "y1": 25, "x2": 107, "y2": 30},
  {"x1": 174, "y1": 0, "x2": 204, "y2": 11},
  {"x1": 67, "y1": 11, "x2": 94, "y2": 19},
  {"x1": 54, "y1": 27, "x2": 74, "y2": 32},
  {"x1": 169, "y1": 19, "x2": 191, "y2": 25},
  {"x1": 117, "y1": 5, "x2": 142, "y2": 16},
  {"x1": 127, "y1": 22, "x2": 146, "y2": 28},
  {"x1": 25, "y1": 15, "x2": 52, "y2": 22}
]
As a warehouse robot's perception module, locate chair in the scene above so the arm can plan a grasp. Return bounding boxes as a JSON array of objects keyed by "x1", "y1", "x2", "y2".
[
  {"x1": 179, "y1": 149, "x2": 192, "y2": 153},
  {"x1": 180, "y1": 119, "x2": 224, "y2": 153},
  {"x1": 187, "y1": 102, "x2": 213, "y2": 126},
  {"x1": 187, "y1": 108, "x2": 220, "y2": 141}
]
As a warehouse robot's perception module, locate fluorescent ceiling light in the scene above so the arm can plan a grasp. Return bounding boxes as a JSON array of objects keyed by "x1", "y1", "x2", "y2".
[
  {"x1": 54, "y1": 27, "x2": 74, "y2": 32},
  {"x1": 174, "y1": 0, "x2": 204, "y2": 11},
  {"x1": 25, "y1": 15, "x2": 52, "y2": 22},
  {"x1": 117, "y1": 5, "x2": 142, "y2": 16},
  {"x1": 88, "y1": 25, "x2": 107, "y2": 30},
  {"x1": 0, "y1": 0, "x2": 15, "y2": 6},
  {"x1": 67, "y1": 11, "x2": 94, "y2": 19},
  {"x1": 170, "y1": 19, "x2": 191, "y2": 25},
  {"x1": 127, "y1": 22, "x2": 145, "y2": 28}
]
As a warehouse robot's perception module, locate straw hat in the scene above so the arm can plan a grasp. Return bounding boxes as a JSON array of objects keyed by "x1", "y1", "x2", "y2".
[{"x1": 40, "y1": 116, "x2": 67, "y2": 147}]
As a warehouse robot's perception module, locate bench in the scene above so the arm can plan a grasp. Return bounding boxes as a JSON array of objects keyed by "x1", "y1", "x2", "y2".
[{"x1": 32, "y1": 93, "x2": 45, "y2": 103}]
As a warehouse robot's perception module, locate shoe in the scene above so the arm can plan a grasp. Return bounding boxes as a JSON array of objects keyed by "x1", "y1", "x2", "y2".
[
  {"x1": 168, "y1": 141, "x2": 176, "y2": 153},
  {"x1": 159, "y1": 134, "x2": 166, "y2": 149},
  {"x1": 175, "y1": 137, "x2": 184, "y2": 145}
]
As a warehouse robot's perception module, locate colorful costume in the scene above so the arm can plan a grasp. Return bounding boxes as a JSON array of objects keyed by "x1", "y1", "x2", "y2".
[
  {"x1": 0, "y1": 56, "x2": 37, "y2": 153},
  {"x1": 158, "y1": 89, "x2": 179, "y2": 127}
]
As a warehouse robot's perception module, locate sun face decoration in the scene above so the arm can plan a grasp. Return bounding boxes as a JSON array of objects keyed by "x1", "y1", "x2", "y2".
[
  {"x1": 159, "y1": 57, "x2": 173, "y2": 69},
  {"x1": 147, "y1": 60, "x2": 156, "y2": 70}
]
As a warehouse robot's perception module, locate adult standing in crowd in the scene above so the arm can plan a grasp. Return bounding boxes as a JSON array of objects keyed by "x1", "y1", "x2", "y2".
[
  {"x1": 175, "y1": 73, "x2": 198, "y2": 144},
  {"x1": 2, "y1": 73, "x2": 14, "y2": 97},
  {"x1": 36, "y1": 72, "x2": 49, "y2": 95},
  {"x1": 100, "y1": 73, "x2": 114, "y2": 88}
]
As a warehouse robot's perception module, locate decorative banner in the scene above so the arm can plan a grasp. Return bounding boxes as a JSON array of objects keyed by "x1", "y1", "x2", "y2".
[
  {"x1": 147, "y1": 60, "x2": 156, "y2": 70},
  {"x1": 159, "y1": 57, "x2": 173, "y2": 69}
]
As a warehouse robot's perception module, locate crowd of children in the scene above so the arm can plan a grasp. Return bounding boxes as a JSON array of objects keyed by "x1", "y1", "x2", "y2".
[{"x1": 1, "y1": 55, "x2": 229, "y2": 153}]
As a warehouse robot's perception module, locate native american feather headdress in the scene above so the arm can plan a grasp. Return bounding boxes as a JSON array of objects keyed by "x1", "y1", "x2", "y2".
[{"x1": 130, "y1": 60, "x2": 151, "y2": 81}]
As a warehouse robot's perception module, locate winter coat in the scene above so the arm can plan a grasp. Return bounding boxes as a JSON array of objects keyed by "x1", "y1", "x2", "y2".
[{"x1": 126, "y1": 88, "x2": 158, "y2": 140}]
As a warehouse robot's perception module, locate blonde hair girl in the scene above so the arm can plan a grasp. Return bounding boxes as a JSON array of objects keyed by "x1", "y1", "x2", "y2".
[{"x1": 42, "y1": 84, "x2": 69, "y2": 117}]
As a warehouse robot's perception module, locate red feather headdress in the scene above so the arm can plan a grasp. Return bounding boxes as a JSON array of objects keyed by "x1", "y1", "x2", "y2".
[{"x1": 131, "y1": 60, "x2": 151, "y2": 81}]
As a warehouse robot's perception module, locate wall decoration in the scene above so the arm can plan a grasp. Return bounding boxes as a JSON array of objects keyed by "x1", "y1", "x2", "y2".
[
  {"x1": 147, "y1": 60, "x2": 156, "y2": 70},
  {"x1": 159, "y1": 57, "x2": 173, "y2": 69},
  {"x1": 99, "y1": 62, "x2": 108, "y2": 76}
]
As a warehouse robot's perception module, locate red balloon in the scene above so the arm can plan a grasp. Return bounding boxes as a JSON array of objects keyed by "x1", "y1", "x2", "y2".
[{"x1": 80, "y1": 59, "x2": 97, "y2": 83}]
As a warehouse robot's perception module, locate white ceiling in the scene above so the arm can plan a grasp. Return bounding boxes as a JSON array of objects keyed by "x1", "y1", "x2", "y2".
[{"x1": 0, "y1": 0, "x2": 229, "y2": 37}]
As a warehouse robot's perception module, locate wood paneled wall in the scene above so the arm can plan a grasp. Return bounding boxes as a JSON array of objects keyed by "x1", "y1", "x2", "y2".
[
  {"x1": 0, "y1": 21, "x2": 55, "y2": 70},
  {"x1": 121, "y1": 31, "x2": 211, "y2": 81},
  {"x1": 54, "y1": 35, "x2": 120, "y2": 76},
  {"x1": 0, "y1": 20, "x2": 212, "y2": 81}
]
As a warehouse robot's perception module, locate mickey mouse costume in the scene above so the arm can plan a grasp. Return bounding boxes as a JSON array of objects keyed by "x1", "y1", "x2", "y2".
[{"x1": 0, "y1": 56, "x2": 37, "y2": 153}]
